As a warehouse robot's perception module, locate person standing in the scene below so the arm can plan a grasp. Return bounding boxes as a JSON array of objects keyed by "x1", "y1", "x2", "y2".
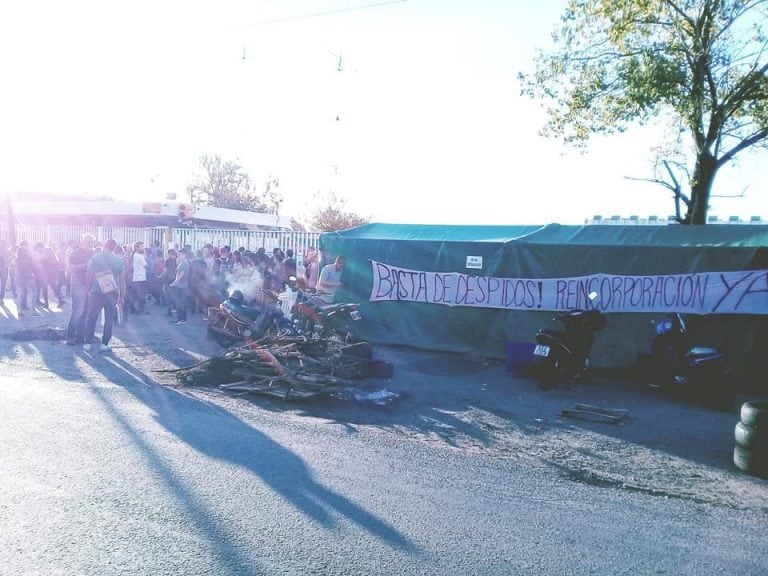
[
  {"x1": 0, "y1": 240, "x2": 11, "y2": 300},
  {"x1": 148, "y1": 245, "x2": 166, "y2": 306},
  {"x1": 303, "y1": 248, "x2": 319, "y2": 290},
  {"x1": 84, "y1": 238, "x2": 125, "y2": 353},
  {"x1": 41, "y1": 246, "x2": 63, "y2": 308},
  {"x1": 9, "y1": 244, "x2": 18, "y2": 297},
  {"x1": 169, "y1": 248, "x2": 190, "y2": 325},
  {"x1": 32, "y1": 242, "x2": 47, "y2": 306},
  {"x1": 218, "y1": 245, "x2": 233, "y2": 274},
  {"x1": 14, "y1": 244, "x2": 41, "y2": 317},
  {"x1": 207, "y1": 257, "x2": 227, "y2": 307},
  {"x1": 281, "y1": 248, "x2": 297, "y2": 288},
  {"x1": 130, "y1": 241, "x2": 148, "y2": 314},
  {"x1": 65, "y1": 233, "x2": 94, "y2": 345},
  {"x1": 188, "y1": 249, "x2": 208, "y2": 314},
  {"x1": 161, "y1": 248, "x2": 178, "y2": 316},
  {"x1": 316, "y1": 255, "x2": 346, "y2": 303},
  {"x1": 54, "y1": 241, "x2": 68, "y2": 302}
]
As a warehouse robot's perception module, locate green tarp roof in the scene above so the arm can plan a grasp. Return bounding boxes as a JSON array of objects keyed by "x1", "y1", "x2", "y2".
[
  {"x1": 317, "y1": 222, "x2": 768, "y2": 365},
  {"x1": 324, "y1": 223, "x2": 547, "y2": 242},
  {"x1": 323, "y1": 222, "x2": 768, "y2": 247}
]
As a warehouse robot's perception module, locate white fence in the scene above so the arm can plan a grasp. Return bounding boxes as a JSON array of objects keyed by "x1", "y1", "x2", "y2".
[
  {"x1": 172, "y1": 228, "x2": 321, "y2": 256},
  {"x1": 1, "y1": 224, "x2": 321, "y2": 256},
  {"x1": 4, "y1": 224, "x2": 167, "y2": 248}
]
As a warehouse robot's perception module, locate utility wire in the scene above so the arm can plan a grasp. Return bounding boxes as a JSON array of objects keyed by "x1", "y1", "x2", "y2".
[{"x1": 230, "y1": 0, "x2": 408, "y2": 29}]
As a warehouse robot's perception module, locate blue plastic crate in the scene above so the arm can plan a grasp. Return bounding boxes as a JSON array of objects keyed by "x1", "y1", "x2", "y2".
[{"x1": 505, "y1": 341, "x2": 537, "y2": 376}]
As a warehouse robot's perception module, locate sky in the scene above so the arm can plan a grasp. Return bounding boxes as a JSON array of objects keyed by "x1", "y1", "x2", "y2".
[{"x1": 1, "y1": 0, "x2": 766, "y2": 226}]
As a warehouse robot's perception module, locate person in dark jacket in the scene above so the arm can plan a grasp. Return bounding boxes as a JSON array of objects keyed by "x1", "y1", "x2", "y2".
[
  {"x1": 161, "y1": 249, "x2": 178, "y2": 317},
  {"x1": 65, "y1": 233, "x2": 94, "y2": 345},
  {"x1": 41, "y1": 246, "x2": 64, "y2": 308},
  {"x1": 0, "y1": 240, "x2": 12, "y2": 299},
  {"x1": 32, "y1": 242, "x2": 47, "y2": 307},
  {"x1": 84, "y1": 238, "x2": 125, "y2": 353},
  {"x1": 14, "y1": 244, "x2": 40, "y2": 317},
  {"x1": 282, "y1": 248, "x2": 297, "y2": 288}
]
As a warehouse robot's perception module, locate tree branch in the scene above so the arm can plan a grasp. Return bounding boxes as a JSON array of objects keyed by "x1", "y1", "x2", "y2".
[{"x1": 718, "y1": 126, "x2": 768, "y2": 165}]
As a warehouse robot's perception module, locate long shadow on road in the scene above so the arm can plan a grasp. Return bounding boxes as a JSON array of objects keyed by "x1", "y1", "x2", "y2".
[
  {"x1": 76, "y1": 349, "x2": 418, "y2": 574},
  {"x1": 7, "y1": 302, "x2": 765, "y2": 512},
  {"x1": 262, "y1": 346, "x2": 768, "y2": 495}
]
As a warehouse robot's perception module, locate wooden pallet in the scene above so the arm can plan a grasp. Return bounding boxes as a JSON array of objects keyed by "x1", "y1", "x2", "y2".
[{"x1": 561, "y1": 403, "x2": 631, "y2": 425}]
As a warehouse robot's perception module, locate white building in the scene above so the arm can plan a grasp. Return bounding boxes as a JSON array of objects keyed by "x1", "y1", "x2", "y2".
[{"x1": 8, "y1": 195, "x2": 293, "y2": 231}]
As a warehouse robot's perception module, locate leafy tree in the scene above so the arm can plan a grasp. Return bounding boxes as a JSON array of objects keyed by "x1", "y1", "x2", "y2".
[
  {"x1": 520, "y1": 0, "x2": 768, "y2": 224},
  {"x1": 308, "y1": 191, "x2": 370, "y2": 231},
  {"x1": 186, "y1": 155, "x2": 282, "y2": 214}
]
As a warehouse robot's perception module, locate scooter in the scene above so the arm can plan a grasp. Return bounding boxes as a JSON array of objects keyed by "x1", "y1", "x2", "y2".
[
  {"x1": 207, "y1": 289, "x2": 299, "y2": 348},
  {"x1": 532, "y1": 292, "x2": 607, "y2": 389},
  {"x1": 286, "y1": 279, "x2": 363, "y2": 344},
  {"x1": 637, "y1": 313, "x2": 733, "y2": 410}
]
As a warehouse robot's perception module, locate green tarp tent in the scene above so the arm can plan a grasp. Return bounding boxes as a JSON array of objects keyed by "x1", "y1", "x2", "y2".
[{"x1": 319, "y1": 223, "x2": 768, "y2": 371}]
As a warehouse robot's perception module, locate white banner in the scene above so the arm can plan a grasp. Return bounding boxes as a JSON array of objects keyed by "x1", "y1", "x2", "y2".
[{"x1": 369, "y1": 260, "x2": 768, "y2": 315}]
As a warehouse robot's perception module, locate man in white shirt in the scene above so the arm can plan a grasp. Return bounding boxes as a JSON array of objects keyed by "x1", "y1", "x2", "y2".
[
  {"x1": 131, "y1": 241, "x2": 148, "y2": 313},
  {"x1": 316, "y1": 255, "x2": 345, "y2": 303}
]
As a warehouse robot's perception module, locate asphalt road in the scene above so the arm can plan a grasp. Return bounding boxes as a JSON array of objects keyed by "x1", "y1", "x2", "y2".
[{"x1": 1, "y1": 355, "x2": 767, "y2": 576}]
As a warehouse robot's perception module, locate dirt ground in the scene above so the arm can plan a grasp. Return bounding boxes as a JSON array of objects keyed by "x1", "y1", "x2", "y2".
[{"x1": 3, "y1": 298, "x2": 767, "y2": 514}]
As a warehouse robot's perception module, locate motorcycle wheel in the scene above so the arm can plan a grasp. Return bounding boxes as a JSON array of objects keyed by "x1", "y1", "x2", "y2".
[{"x1": 536, "y1": 356, "x2": 559, "y2": 390}]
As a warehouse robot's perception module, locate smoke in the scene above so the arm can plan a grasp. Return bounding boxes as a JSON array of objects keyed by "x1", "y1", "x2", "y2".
[{"x1": 225, "y1": 268, "x2": 265, "y2": 302}]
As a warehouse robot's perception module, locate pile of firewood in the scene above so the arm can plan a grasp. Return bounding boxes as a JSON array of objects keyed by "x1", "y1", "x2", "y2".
[{"x1": 173, "y1": 337, "x2": 393, "y2": 401}]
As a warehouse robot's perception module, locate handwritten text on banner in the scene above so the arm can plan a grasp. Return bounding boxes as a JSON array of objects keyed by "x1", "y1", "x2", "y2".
[{"x1": 369, "y1": 260, "x2": 768, "y2": 314}]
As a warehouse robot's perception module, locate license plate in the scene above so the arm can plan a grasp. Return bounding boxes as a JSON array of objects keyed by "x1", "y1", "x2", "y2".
[
  {"x1": 350, "y1": 310, "x2": 362, "y2": 321},
  {"x1": 533, "y1": 344, "x2": 550, "y2": 357}
]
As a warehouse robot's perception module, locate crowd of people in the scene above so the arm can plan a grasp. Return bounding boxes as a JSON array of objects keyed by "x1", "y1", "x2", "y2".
[{"x1": 0, "y1": 235, "x2": 343, "y2": 352}]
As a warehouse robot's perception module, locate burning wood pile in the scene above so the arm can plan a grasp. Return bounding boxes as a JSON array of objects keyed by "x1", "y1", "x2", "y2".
[{"x1": 173, "y1": 337, "x2": 395, "y2": 402}]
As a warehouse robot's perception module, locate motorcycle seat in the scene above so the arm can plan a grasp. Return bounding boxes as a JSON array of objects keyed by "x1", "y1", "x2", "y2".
[
  {"x1": 298, "y1": 295, "x2": 352, "y2": 314},
  {"x1": 686, "y1": 346, "x2": 724, "y2": 362},
  {"x1": 322, "y1": 302, "x2": 357, "y2": 314},
  {"x1": 223, "y1": 301, "x2": 282, "y2": 326}
]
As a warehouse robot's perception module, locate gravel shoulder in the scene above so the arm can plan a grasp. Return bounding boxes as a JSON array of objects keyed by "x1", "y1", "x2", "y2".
[{"x1": 2, "y1": 299, "x2": 767, "y2": 513}]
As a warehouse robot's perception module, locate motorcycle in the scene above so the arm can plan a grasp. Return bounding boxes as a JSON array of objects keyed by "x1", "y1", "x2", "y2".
[
  {"x1": 285, "y1": 278, "x2": 363, "y2": 345},
  {"x1": 532, "y1": 292, "x2": 607, "y2": 390},
  {"x1": 207, "y1": 288, "x2": 299, "y2": 347},
  {"x1": 637, "y1": 312, "x2": 733, "y2": 410}
]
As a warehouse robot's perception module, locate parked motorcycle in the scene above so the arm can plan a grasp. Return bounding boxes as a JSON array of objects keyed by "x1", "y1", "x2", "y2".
[
  {"x1": 207, "y1": 289, "x2": 299, "y2": 347},
  {"x1": 285, "y1": 279, "x2": 363, "y2": 345},
  {"x1": 532, "y1": 292, "x2": 607, "y2": 390},
  {"x1": 637, "y1": 312, "x2": 733, "y2": 410}
]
